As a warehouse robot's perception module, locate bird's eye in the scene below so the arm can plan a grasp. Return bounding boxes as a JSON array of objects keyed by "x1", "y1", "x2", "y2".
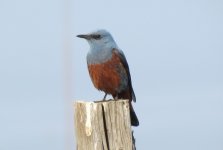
[{"x1": 92, "y1": 34, "x2": 101, "y2": 40}]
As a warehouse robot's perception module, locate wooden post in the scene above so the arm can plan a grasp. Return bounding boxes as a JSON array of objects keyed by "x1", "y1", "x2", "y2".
[{"x1": 74, "y1": 99, "x2": 136, "y2": 150}]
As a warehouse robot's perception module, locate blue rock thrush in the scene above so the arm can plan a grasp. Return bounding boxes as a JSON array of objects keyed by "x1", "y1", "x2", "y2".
[{"x1": 77, "y1": 29, "x2": 139, "y2": 126}]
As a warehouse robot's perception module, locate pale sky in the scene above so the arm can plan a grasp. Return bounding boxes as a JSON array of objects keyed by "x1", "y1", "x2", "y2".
[{"x1": 1, "y1": 0, "x2": 223, "y2": 150}]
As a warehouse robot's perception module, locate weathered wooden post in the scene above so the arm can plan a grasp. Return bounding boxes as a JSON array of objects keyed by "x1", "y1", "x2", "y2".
[{"x1": 74, "y1": 99, "x2": 136, "y2": 150}]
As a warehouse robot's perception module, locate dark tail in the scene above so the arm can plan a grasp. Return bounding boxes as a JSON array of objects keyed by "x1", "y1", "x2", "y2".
[
  {"x1": 114, "y1": 88, "x2": 139, "y2": 126},
  {"x1": 129, "y1": 102, "x2": 139, "y2": 126}
]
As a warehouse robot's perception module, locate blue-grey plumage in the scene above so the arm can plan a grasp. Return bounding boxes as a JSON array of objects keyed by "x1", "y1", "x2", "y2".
[{"x1": 77, "y1": 29, "x2": 139, "y2": 126}]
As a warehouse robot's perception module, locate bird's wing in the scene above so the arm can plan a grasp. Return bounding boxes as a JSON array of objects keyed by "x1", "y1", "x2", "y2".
[{"x1": 113, "y1": 48, "x2": 136, "y2": 102}]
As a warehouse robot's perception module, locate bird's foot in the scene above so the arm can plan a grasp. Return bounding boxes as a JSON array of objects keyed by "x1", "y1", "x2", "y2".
[
  {"x1": 114, "y1": 95, "x2": 118, "y2": 101},
  {"x1": 102, "y1": 93, "x2": 107, "y2": 101}
]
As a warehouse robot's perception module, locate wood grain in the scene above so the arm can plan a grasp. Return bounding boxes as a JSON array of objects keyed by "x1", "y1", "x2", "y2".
[{"x1": 74, "y1": 100, "x2": 135, "y2": 150}]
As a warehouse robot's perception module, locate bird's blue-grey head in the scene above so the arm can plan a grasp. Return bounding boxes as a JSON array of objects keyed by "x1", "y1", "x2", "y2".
[
  {"x1": 77, "y1": 29, "x2": 118, "y2": 52},
  {"x1": 77, "y1": 29, "x2": 120, "y2": 64}
]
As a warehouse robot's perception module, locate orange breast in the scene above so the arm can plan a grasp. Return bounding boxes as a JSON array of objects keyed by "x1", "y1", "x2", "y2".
[{"x1": 88, "y1": 51, "x2": 127, "y2": 95}]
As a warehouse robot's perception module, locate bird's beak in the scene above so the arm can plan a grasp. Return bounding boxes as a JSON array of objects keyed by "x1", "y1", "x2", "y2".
[{"x1": 76, "y1": 34, "x2": 91, "y2": 40}]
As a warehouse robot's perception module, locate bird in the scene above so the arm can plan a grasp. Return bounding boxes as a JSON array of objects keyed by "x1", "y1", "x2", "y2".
[{"x1": 77, "y1": 29, "x2": 139, "y2": 126}]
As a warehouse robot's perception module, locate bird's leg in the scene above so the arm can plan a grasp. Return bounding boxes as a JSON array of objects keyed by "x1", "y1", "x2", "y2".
[
  {"x1": 114, "y1": 95, "x2": 118, "y2": 100},
  {"x1": 103, "y1": 93, "x2": 107, "y2": 101}
]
